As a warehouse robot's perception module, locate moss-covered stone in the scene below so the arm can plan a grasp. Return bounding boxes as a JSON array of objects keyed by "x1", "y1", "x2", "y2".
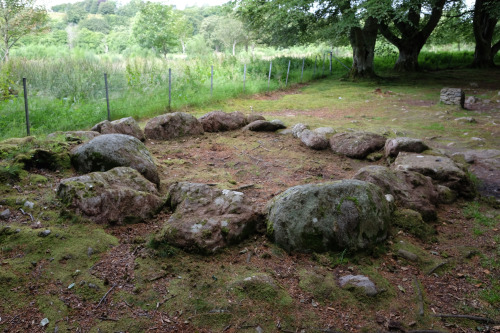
[{"x1": 392, "y1": 209, "x2": 436, "y2": 241}]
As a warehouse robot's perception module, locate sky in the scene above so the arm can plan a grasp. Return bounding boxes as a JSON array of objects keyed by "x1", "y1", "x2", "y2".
[{"x1": 35, "y1": 0, "x2": 231, "y2": 10}]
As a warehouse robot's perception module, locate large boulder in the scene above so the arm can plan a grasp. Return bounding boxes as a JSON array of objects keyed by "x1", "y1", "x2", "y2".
[
  {"x1": 354, "y1": 166, "x2": 439, "y2": 221},
  {"x1": 57, "y1": 167, "x2": 164, "y2": 224},
  {"x1": 91, "y1": 117, "x2": 145, "y2": 141},
  {"x1": 267, "y1": 180, "x2": 392, "y2": 253},
  {"x1": 291, "y1": 123, "x2": 309, "y2": 138},
  {"x1": 199, "y1": 111, "x2": 248, "y2": 132},
  {"x1": 384, "y1": 137, "x2": 429, "y2": 158},
  {"x1": 157, "y1": 182, "x2": 263, "y2": 253},
  {"x1": 144, "y1": 112, "x2": 204, "y2": 140},
  {"x1": 70, "y1": 134, "x2": 159, "y2": 186},
  {"x1": 393, "y1": 152, "x2": 475, "y2": 198},
  {"x1": 298, "y1": 129, "x2": 330, "y2": 150},
  {"x1": 330, "y1": 132, "x2": 386, "y2": 159},
  {"x1": 244, "y1": 120, "x2": 286, "y2": 132}
]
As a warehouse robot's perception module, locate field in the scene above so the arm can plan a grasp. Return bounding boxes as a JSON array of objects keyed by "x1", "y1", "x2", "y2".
[{"x1": 0, "y1": 63, "x2": 499, "y2": 332}]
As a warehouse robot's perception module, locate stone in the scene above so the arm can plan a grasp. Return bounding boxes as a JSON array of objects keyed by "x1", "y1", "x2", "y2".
[
  {"x1": 330, "y1": 132, "x2": 386, "y2": 159},
  {"x1": 339, "y1": 275, "x2": 377, "y2": 296},
  {"x1": 24, "y1": 201, "x2": 34, "y2": 209},
  {"x1": 144, "y1": 112, "x2": 204, "y2": 140},
  {"x1": 393, "y1": 208, "x2": 436, "y2": 239},
  {"x1": 47, "y1": 131, "x2": 101, "y2": 142},
  {"x1": 57, "y1": 167, "x2": 164, "y2": 225},
  {"x1": 246, "y1": 114, "x2": 266, "y2": 123},
  {"x1": 198, "y1": 111, "x2": 248, "y2": 132},
  {"x1": 70, "y1": 134, "x2": 159, "y2": 186},
  {"x1": 354, "y1": 166, "x2": 439, "y2": 221},
  {"x1": 157, "y1": 182, "x2": 263, "y2": 253},
  {"x1": 436, "y1": 185, "x2": 457, "y2": 204},
  {"x1": 244, "y1": 120, "x2": 286, "y2": 132},
  {"x1": 458, "y1": 149, "x2": 500, "y2": 199},
  {"x1": 38, "y1": 230, "x2": 51, "y2": 237},
  {"x1": 454, "y1": 117, "x2": 477, "y2": 123},
  {"x1": 397, "y1": 249, "x2": 419, "y2": 262},
  {"x1": 0, "y1": 209, "x2": 11, "y2": 220},
  {"x1": 313, "y1": 127, "x2": 336, "y2": 137},
  {"x1": 393, "y1": 152, "x2": 475, "y2": 198},
  {"x1": 40, "y1": 318, "x2": 49, "y2": 327},
  {"x1": 91, "y1": 117, "x2": 145, "y2": 141},
  {"x1": 440, "y1": 88, "x2": 465, "y2": 108},
  {"x1": 297, "y1": 129, "x2": 330, "y2": 150},
  {"x1": 465, "y1": 96, "x2": 477, "y2": 104},
  {"x1": 267, "y1": 180, "x2": 392, "y2": 253},
  {"x1": 384, "y1": 137, "x2": 429, "y2": 158},
  {"x1": 291, "y1": 123, "x2": 309, "y2": 138}
]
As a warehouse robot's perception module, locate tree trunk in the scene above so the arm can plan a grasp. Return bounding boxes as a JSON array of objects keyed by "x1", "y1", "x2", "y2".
[
  {"x1": 471, "y1": 0, "x2": 498, "y2": 68},
  {"x1": 181, "y1": 39, "x2": 186, "y2": 54},
  {"x1": 232, "y1": 41, "x2": 236, "y2": 56},
  {"x1": 393, "y1": 39, "x2": 426, "y2": 71},
  {"x1": 348, "y1": 17, "x2": 378, "y2": 78}
]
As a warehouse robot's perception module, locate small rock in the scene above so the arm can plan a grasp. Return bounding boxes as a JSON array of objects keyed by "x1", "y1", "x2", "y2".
[
  {"x1": 38, "y1": 229, "x2": 51, "y2": 237},
  {"x1": 397, "y1": 249, "x2": 419, "y2": 262},
  {"x1": 291, "y1": 123, "x2": 309, "y2": 138},
  {"x1": 40, "y1": 318, "x2": 49, "y2": 327},
  {"x1": 68, "y1": 283, "x2": 75, "y2": 289},
  {"x1": 24, "y1": 201, "x2": 34, "y2": 209},
  {"x1": 339, "y1": 275, "x2": 378, "y2": 296},
  {"x1": 88, "y1": 283, "x2": 99, "y2": 289},
  {"x1": 470, "y1": 137, "x2": 484, "y2": 142},
  {"x1": 0, "y1": 209, "x2": 11, "y2": 220},
  {"x1": 87, "y1": 247, "x2": 94, "y2": 257},
  {"x1": 465, "y1": 96, "x2": 476, "y2": 104},
  {"x1": 454, "y1": 117, "x2": 476, "y2": 123},
  {"x1": 311, "y1": 299, "x2": 318, "y2": 307}
]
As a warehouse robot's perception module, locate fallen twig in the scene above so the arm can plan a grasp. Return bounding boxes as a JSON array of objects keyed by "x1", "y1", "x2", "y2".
[
  {"x1": 434, "y1": 313, "x2": 500, "y2": 324},
  {"x1": 235, "y1": 184, "x2": 255, "y2": 191},
  {"x1": 98, "y1": 317, "x2": 118, "y2": 322},
  {"x1": 97, "y1": 283, "x2": 117, "y2": 308},
  {"x1": 19, "y1": 208, "x2": 34, "y2": 221},
  {"x1": 426, "y1": 261, "x2": 448, "y2": 276},
  {"x1": 156, "y1": 294, "x2": 177, "y2": 309},
  {"x1": 413, "y1": 276, "x2": 424, "y2": 317}
]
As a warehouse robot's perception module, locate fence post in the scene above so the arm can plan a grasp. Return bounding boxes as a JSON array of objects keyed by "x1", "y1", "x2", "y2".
[
  {"x1": 243, "y1": 64, "x2": 247, "y2": 92},
  {"x1": 104, "y1": 73, "x2": 110, "y2": 121},
  {"x1": 285, "y1": 60, "x2": 291, "y2": 87},
  {"x1": 22, "y1": 78, "x2": 30, "y2": 136},
  {"x1": 301, "y1": 58, "x2": 305, "y2": 83},
  {"x1": 314, "y1": 56, "x2": 317, "y2": 77},
  {"x1": 267, "y1": 61, "x2": 272, "y2": 92},
  {"x1": 168, "y1": 68, "x2": 172, "y2": 110},
  {"x1": 329, "y1": 52, "x2": 332, "y2": 74},
  {"x1": 211, "y1": 65, "x2": 214, "y2": 97},
  {"x1": 322, "y1": 53, "x2": 326, "y2": 76}
]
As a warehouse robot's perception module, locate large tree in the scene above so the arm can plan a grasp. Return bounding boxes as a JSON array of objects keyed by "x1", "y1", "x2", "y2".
[
  {"x1": 471, "y1": 0, "x2": 500, "y2": 68},
  {"x1": 132, "y1": 2, "x2": 178, "y2": 57},
  {"x1": 378, "y1": 0, "x2": 448, "y2": 71},
  {"x1": 234, "y1": 0, "x2": 381, "y2": 78},
  {"x1": 0, "y1": 0, "x2": 48, "y2": 62},
  {"x1": 213, "y1": 17, "x2": 245, "y2": 55}
]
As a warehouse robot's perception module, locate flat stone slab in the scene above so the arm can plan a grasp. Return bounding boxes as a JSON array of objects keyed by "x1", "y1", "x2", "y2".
[
  {"x1": 330, "y1": 132, "x2": 386, "y2": 159},
  {"x1": 145, "y1": 112, "x2": 204, "y2": 140},
  {"x1": 199, "y1": 111, "x2": 248, "y2": 132},
  {"x1": 393, "y1": 152, "x2": 475, "y2": 198},
  {"x1": 339, "y1": 275, "x2": 377, "y2": 296},
  {"x1": 385, "y1": 137, "x2": 429, "y2": 157}
]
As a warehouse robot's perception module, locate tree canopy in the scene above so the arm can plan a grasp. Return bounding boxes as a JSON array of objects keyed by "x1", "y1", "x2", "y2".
[{"x1": 0, "y1": 0, "x2": 48, "y2": 61}]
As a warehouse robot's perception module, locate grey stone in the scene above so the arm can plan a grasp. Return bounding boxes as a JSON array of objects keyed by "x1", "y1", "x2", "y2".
[
  {"x1": 0, "y1": 209, "x2": 10, "y2": 220},
  {"x1": 454, "y1": 117, "x2": 477, "y2": 123},
  {"x1": 144, "y1": 112, "x2": 204, "y2": 140},
  {"x1": 339, "y1": 275, "x2": 377, "y2": 296},
  {"x1": 393, "y1": 152, "x2": 475, "y2": 198},
  {"x1": 199, "y1": 111, "x2": 248, "y2": 132},
  {"x1": 440, "y1": 88, "x2": 465, "y2": 108},
  {"x1": 267, "y1": 180, "x2": 392, "y2": 253},
  {"x1": 47, "y1": 131, "x2": 101, "y2": 142},
  {"x1": 465, "y1": 96, "x2": 477, "y2": 104},
  {"x1": 40, "y1": 318, "x2": 49, "y2": 327},
  {"x1": 313, "y1": 127, "x2": 336, "y2": 137},
  {"x1": 38, "y1": 230, "x2": 51, "y2": 237},
  {"x1": 24, "y1": 201, "x2": 34, "y2": 209},
  {"x1": 70, "y1": 134, "x2": 159, "y2": 186},
  {"x1": 91, "y1": 117, "x2": 145, "y2": 141},
  {"x1": 246, "y1": 114, "x2": 266, "y2": 123},
  {"x1": 244, "y1": 120, "x2": 286, "y2": 132},
  {"x1": 330, "y1": 132, "x2": 386, "y2": 159},
  {"x1": 57, "y1": 167, "x2": 164, "y2": 225},
  {"x1": 270, "y1": 119, "x2": 286, "y2": 128},
  {"x1": 436, "y1": 185, "x2": 457, "y2": 204},
  {"x1": 291, "y1": 123, "x2": 309, "y2": 138},
  {"x1": 354, "y1": 166, "x2": 439, "y2": 221},
  {"x1": 384, "y1": 137, "x2": 429, "y2": 158},
  {"x1": 157, "y1": 182, "x2": 263, "y2": 253},
  {"x1": 397, "y1": 249, "x2": 419, "y2": 262},
  {"x1": 298, "y1": 129, "x2": 330, "y2": 150}
]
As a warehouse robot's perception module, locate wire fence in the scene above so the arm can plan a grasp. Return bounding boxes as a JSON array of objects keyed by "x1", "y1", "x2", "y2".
[{"x1": 1, "y1": 53, "x2": 353, "y2": 139}]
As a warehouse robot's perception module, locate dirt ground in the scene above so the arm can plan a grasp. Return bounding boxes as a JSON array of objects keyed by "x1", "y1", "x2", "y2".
[{"x1": 0, "y1": 69, "x2": 499, "y2": 333}]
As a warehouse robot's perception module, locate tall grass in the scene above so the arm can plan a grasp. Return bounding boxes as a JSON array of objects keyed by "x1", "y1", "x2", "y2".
[{"x1": 0, "y1": 52, "x2": 352, "y2": 140}]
